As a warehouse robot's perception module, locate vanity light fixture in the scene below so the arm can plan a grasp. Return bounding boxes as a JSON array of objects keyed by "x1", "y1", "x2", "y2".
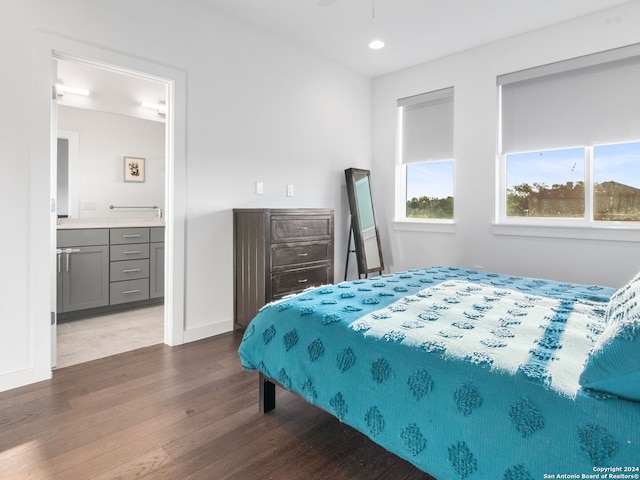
[
  {"x1": 55, "y1": 83, "x2": 90, "y2": 96},
  {"x1": 140, "y1": 101, "x2": 167, "y2": 115}
]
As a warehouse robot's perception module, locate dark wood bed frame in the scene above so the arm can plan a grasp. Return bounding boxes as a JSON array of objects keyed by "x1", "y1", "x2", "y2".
[{"x1": 259, "y1": 372, "x2": 277, "y2": 413}]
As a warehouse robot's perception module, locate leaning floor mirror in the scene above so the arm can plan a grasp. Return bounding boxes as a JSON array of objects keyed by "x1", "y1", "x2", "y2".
[{"x1": 344, "y1": 168, "x2": 384, "y2": 279}]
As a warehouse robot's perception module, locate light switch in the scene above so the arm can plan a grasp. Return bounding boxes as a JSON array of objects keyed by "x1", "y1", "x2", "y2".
[
  {"x1": 286, "y1": 184, "x2": 294, "y2": 197},
  {"x1": 256, "y1": 181, "x2": 264, "y2": 195}
]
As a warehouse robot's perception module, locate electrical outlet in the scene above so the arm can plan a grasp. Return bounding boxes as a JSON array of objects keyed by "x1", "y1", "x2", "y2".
[{"x1": 81, "y1": 201, "x2": 96, "y2": 210}]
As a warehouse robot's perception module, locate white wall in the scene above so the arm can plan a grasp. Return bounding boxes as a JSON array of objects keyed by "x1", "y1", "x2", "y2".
[
  {"x1": 0, "y1": 0, "x2": 371, "y2": 391},
  {"x1": 58, "y1": 106, "x2": 165, "y2": 219},
  {"x1": 372, "y1": 1, "x2": 640, "y2": 288}
]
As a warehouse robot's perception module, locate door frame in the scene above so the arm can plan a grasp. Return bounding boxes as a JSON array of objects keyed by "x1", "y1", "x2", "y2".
[{"x1": 31, "y1": 33, "x2": 186, "y2": 381}]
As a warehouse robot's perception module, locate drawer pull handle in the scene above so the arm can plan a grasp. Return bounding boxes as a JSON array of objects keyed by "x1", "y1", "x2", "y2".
[
  {"x1": 297, "y1": 279, "x2": 308, "y2": 284},
  {"x1": 122, "y1": 268, "x2": 141, "y2": 273},
  {"x1": 122, "y1": 234, "x2": 142, "y2": 238},
  {"x1": 122, "y1": 289, "x2": 141, "y2": 294},
  {"x1": 122, "y1": 250, "x2": 142, "y2": 255},
  {"x1": 297, "y1": 253, "x2": 308, "y2": 257}
]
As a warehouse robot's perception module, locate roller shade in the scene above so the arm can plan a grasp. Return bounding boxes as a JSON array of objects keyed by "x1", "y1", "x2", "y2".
[
  {"x1": 399, "y1": 87, "x2": 454, "y2": 164},
  {"x1": 499, "y1": 44, "x2": 640, "y2": 154}
]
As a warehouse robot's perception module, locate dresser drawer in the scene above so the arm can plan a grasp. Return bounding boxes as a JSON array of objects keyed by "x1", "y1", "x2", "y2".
[
  {"x1": 110, "y1": 227, "x2": 150, "y2": 245},
  {"x1": 110, "y1": 259, "x2": 149, "y2": 282},
  {"x1": 271, "y1": 242, "x2": 331, "y2": 268},
  {"x1": 57, "y1": 229, "x2": 109, "y2": 248},
  {"x1": 110, "y1": 278, "x2": 149, "y2": 304},
  {"x1": 271, "y1": 265, "x2": 330, "y2": 298},
  {"x1": 110, "y1": 243, "x2": 150, "y2": 261},
  {"x1": 271, "y1": 216, "x2": 332, "y2": 241}
]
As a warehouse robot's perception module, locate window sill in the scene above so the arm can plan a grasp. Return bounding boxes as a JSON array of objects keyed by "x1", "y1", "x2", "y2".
[
  {"x1": 493, "y1": 223, "x2": 640, "y2": 242},
  {"x1": 393, "y1": 220, "x2": 456, "y2": 233}
]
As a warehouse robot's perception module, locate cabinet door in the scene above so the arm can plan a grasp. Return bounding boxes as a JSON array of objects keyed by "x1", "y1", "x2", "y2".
[
  {"x1": 149, "y1": 242, "x2": 165, "y2": 298},
  {"x1": 60, "y1": 245, "x2": 109, "y2": 312}
]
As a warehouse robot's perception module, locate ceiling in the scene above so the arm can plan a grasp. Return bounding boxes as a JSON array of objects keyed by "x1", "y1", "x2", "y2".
[
  {"x1": 55, "y1": 0, "x2": 635, "y2": 116},
  {"x1": 56, "y1": 59, "x2": 167, "y2": 122},
  {"x1": 196, "y1": 0, "x2": 635, "y2": 77}
]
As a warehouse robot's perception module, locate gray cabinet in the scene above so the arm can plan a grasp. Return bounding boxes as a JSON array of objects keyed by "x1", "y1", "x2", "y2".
[
  {"x1": 57, "y1": 226, "x2": 165, "y2": 319},
  {"x1": 233, "y1": 208, "x2": 334, "y2": 330},
  {"x1": 57, "y1": 229, "x2": 110, "y2": 313}
]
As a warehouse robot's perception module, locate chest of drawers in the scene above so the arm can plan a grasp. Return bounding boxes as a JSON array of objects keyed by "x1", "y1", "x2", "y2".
[{"x1": 233, "y1": 208, "x2": 334, "y2": 330}]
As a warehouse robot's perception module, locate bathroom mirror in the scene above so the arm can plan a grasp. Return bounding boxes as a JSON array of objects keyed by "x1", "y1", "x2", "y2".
[{"x1": 344, "y1": 168, "x2": 384, "y2": 278}]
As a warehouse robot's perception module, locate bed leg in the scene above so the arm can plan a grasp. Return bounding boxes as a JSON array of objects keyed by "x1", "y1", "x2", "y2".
[{"x1": 259, "y1": 372, "x2": 276, "y2": 413}]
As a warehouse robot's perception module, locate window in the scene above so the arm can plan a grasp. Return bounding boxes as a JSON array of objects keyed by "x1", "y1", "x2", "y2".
[
  {"x1": 406, "y1": 161, "x2": 454, "y2": 219},
  {"x1": 505, "y1": 142, "x2": 640, "y2": 222},
  {"x1": 506, "y1": 147, "x2": 585, "y2": 219},
  {"x1": 499, "y1": 44, "x2": 640, "y2": 226},
  {"x1": 397, "y1": 87, "x2": 454, "y2": 221},
  {"x1": 594, "y1": 141, "x2": 640, "y2": 221}
]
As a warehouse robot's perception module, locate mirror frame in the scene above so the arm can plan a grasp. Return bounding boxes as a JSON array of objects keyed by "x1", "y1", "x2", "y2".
[{"x1": 344, "y1": 168, "x2": 384, "y2": 278}]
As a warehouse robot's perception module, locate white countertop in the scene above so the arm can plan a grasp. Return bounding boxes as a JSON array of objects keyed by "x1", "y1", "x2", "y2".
[{"x1": 57, "y1": 218, "x2": 165, "y2": 229}]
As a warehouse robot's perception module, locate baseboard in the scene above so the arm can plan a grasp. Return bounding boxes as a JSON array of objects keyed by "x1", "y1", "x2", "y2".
[
  {"x1": 0, "y1": 367, "x2": 52, "y2": 394},
  {"x1": 183, "y1": 319, "x2": 232, "y2": 343}
]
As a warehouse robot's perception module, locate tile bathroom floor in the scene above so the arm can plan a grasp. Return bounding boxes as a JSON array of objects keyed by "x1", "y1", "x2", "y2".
[{"x1": 56, "y1": 305, "x2": 164, "y2": 369}]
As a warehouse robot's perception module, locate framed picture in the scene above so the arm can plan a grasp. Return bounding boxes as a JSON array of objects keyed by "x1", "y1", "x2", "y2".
[{"x1": 124, "y1": 156, "x2": 145, "y2": 182}]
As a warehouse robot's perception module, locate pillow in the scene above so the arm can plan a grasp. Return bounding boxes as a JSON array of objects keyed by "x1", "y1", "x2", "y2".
[
  {"x1": 579, "y1": 272, "x2": 640, "y2": 401},
  {"x1": 605, "y1": 271, "x2": 640, "y2": 325}
]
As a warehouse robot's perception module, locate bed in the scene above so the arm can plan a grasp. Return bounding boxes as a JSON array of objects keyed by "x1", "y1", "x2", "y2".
[{"x1": 238, "y1": 266, "x2": 640, "y2": 479}]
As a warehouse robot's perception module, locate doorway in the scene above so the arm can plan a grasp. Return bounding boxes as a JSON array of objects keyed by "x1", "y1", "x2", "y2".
[{"x1": 54, "y1": 59, "x2": 168, "y2": 367}]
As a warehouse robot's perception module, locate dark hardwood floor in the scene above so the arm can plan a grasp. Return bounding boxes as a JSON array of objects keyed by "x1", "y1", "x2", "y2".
[{"x1": 0, "y1": 332, "x2": 435, "y2": 480}]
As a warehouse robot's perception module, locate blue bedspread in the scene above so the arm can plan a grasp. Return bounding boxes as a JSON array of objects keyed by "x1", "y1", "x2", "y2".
[{"x1": 238, "y1": 267, "x2": 640, "y2": 479}]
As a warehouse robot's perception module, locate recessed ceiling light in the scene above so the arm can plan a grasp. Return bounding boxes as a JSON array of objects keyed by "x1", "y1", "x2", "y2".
[{"x1": 369, "y1": 39, "x2": 385, "y2": 50}]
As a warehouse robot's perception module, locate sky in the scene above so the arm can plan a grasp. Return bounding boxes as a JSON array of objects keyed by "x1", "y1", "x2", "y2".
[
  {"x1": 506, "y1": 142, "x2": 640, "y2": 191},
  {"x1": 506, "y1": 147, "x2": 584, "y2": 190},
  {"x1": 406, "y1": 160, "x2": 453, "y2": 200}
]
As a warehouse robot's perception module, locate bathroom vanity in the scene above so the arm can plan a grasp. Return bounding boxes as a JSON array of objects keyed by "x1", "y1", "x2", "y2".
[{"x1": 56, "y1": 219, "x2": 164, "y2": 320}]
